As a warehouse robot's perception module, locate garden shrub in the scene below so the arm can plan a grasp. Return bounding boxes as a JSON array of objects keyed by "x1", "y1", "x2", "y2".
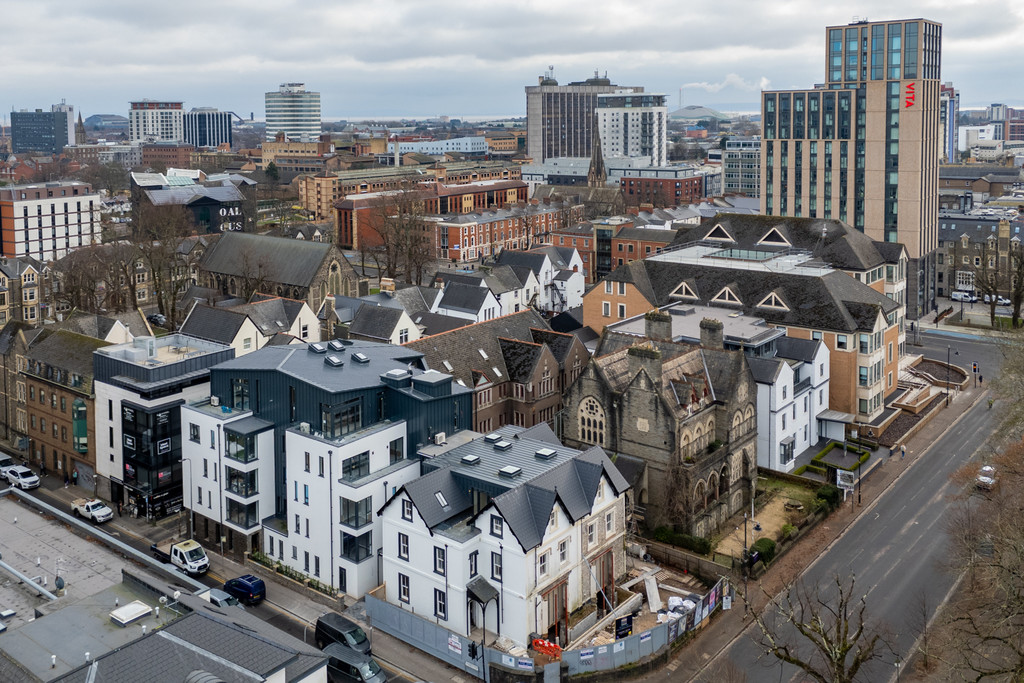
[
  {"x1": 815, "y1": 484, "x2": 842, "y2": 511},
  {"x1": 751, "y1": 537, "x2": 777, "y2": 563}
]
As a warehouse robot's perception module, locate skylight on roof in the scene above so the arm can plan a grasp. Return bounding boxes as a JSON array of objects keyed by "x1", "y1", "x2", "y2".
[
  {"x1": 478, "y1": 349, "x2": 489, "y2": 360},
  {"x1": 493, "y1": 366, "x2": 503, "y2": 377},
  {"x1": 443, "y1": 360, "x2": 454, "y2": 371},
  {"x1": 435, "y1": 491, "x2": 449, "y2": 507}
]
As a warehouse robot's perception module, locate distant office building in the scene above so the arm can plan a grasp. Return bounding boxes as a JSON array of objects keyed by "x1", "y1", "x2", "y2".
[
  {"x1": 722, "y1": 137, "x2": 761, "y2": 197},
  {"x1": 940, "y1": 83, "x2": 959, "y2": 162},
  {"x1": 0, "y1": 181, "x2": 101, "y2": 261},
  {"x1": 986, "y1": 102, "x2": 1024, "y2": 143},
  {"x1": 265, "y1": 83, "x2": 321, "y2": 142},
  {"x1": 183, "y1": 107, "x2": 233, "y2": 148},
  {"x1": 11, "y1": 103, "x2": 75, "y2": 154},
  {"x1": 129, "y1": 100, "x2": 184, "y2": 143},
  {"x1": 596, "y1": 91, "x2": 668, "y2": 165},
  {"x1": 525, "y1": 70, "x2": 642, "y2": 162},
  {"x1": 385, "y1": 136, "x2": 487, "y2": 157},
  {"x1": 762, "y1": 17, "x2": 942, "y2": 318}
]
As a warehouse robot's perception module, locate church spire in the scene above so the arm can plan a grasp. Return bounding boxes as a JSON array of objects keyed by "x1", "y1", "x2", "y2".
[
  {"x1": 75, "y1": 112, "x2": 86, "y2": 145},
  {"x1": 587, "y1": 114, "x2": 606, "y2": 188}
]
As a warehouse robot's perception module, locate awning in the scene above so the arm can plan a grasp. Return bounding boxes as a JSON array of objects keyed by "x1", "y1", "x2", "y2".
[
  {"x1": 816, "y1": 409, "x2": 856, "y2": 424},
  {"x1": 780, "y1": 436, "x2": 795, "y2": 445},
  {"x1": 467, "y1": 576, "x2": 499, "y2": 605}
]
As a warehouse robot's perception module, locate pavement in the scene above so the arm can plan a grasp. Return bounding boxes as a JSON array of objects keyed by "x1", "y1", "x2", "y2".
[
  {"x1": 14, "y1": 308, "x2": 1014, "y2": 683},
  {"x1": 25, "y1": 476, "x2": 463, "y2": 683}
]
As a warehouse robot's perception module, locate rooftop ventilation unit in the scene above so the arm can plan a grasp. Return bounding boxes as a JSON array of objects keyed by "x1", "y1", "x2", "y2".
[
  {"x1": 328, "y1": 340, "x2": 345, "y2": 352},
  {"x1": 461, "y1": 453, "x2": 481, "y2": 466},
  {"x1": 324, "y1": 354, "x2": 344, "y2": 367},
  {"x1": 494, "y1": 440, "x2": 513, "y2": 451},
  {"x1": 352, "y1": 352, "x2": 370, "y2": 364},
  {"x1": 535, "y1": 447, "x2": 557, "y2": 460},
  {"x1": 308, "y1": 342, "x2": 327, "y2": 354},
  {"x1": 498, "y1": 465, "x2": 522, "y2": 479},
  {"x1": 484, "y1": 433, "x2": 503, "y2": 444}
]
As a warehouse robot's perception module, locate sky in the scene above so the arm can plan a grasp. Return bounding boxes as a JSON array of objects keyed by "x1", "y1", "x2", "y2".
[{"x1": 3, "y1": 0, "x2": 1022, "y2": 123}]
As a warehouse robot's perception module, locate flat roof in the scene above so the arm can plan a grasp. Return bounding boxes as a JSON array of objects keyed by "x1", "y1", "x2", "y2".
[
  {"x1": 649, "y1": 243, "x2": 834, "y2": 277},
  {"x1": 608, "y1": 302, "x2": 784, "y2": 346}
]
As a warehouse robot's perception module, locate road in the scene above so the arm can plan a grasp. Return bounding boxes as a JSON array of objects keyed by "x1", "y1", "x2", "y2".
[{"x1": 722, "y1": 335, "x2": 1004, "y2": 682}]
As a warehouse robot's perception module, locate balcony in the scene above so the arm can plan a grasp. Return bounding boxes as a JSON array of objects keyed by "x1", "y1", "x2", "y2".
[
  {"x1": 225, "y1": 467, "x2": 258, "y2": 498},
  {"x1": 226, "y1": 499, "x2": 259, "y2": 530}
]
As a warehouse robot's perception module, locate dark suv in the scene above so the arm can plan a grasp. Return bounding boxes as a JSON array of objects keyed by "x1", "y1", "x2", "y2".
[
  {"x1": 316, "y1": 612, "x2": 371, "y2": 654},
  {"x1": 222, "y1": 574, "x2": 266, "y2": 605}
]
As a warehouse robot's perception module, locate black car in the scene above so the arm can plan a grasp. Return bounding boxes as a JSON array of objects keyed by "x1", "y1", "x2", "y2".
[
  {"x1": 223, "y1": 574, "x2": 266, "y2": 605},
  {"x1": 147, "y1": 313, "x2": 167, "y2": 327},
  {"x1": 316, "y1": 612, "x2": 371, "y2": 654}
]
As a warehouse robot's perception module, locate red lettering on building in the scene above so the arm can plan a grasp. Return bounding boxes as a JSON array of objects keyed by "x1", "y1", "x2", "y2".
[{"x1": 904, "y1": 82, "x2": 916, "y2": 108}]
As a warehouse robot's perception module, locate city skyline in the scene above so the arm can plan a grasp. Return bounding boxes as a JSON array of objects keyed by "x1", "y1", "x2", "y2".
[{"x1": 2, "y1": 1, "x2": 1023, "y2": 122}]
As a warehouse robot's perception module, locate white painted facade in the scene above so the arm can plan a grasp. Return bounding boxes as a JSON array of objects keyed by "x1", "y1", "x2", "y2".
[
  {"x1": 433, "y1": 285, "x2": 501, "y2": 323},
  {"x1": 263, "y1": 420, "x2": 419, "y2": 598}
]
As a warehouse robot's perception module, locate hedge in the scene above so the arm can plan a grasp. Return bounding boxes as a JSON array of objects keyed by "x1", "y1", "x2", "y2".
[
  {"x1": 652, "y1": 526, "x2": 713, "y2": 555},
  {"x1": 815, "y1": 484, "x2": 842, "y2": 511},
  {"x1": 751, "y1": 537, "x2": 777, "y2": 563}
]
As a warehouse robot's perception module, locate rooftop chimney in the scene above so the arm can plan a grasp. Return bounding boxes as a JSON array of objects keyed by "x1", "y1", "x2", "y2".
[
  {"x1": 644, "y1": 309, "x2": 672, "y2": 341},
  {"x1": 699, "y1": 318, "x2": 724, "y2": 350},
  {"x1": 627, "y1": 343, "x2": 662, "y2": 387}
]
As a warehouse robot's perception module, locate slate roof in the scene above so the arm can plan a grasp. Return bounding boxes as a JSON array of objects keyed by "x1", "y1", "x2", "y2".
[
  {"x1": 235, "y1": 297, "x2": 305, "y2": 335},
  {"x1": 529, "y1": 328, "x2": 577, "y2": 364},
  {"x1": 179, "y1": 304, "x2": 248, "y2": 344},
  {"x1": 0, "y1": 320, "x2": 33, "y2": 355},
  {"x1": 939, "y1": 165, "x2": 1022, "y2": 180},
  {"x1": 144, "y1": 184, "x2": 244, "y2": 206},
  {"x1": 392, "y1": 285, "x2": 440, "y2": 313},
  {"x1": 671, "y1": 214, "x2": 889, "y2": 271},
  {"x1": 437, "y1": 281, "x2": 491, "y2": 314},
  {"x1": 53, "y1": 609, "x2": 324, "y2": 683},
  {"x1": 348, "y1": 305, "x2": 405, "y2": 341},
  {"x1": 614, "y1": 226, "x2": 678, "y2": 243},
  {"x1": 614, "y1": 257, "x2": 899, "y2": 334},
  {"x1": 404, "y1": 426, "x2": 629, "y2": 551},
  {"x1": 747, "y1": 356, "x2": 784, "y2": 384},
  {"x1": 494, "y1": 250, "x2": 548, "y2": 275},
  {"x1": 549, "y1": 307, "x2": 584, "y2": 333},
  {"x1": 201, "y1": 233, "x2": 338, "y2": 288},
  {"x1": 26, "y1": 329, "x2": 109, "y2": 376},
  {"x1": 410, "y1": 311, "x2": 471, "y2": 336},
  {"x1": 404, "y1": 310, "x2": 549, "y2": 387},
  {"x1": 775, "y1": 336, "x2": 821, "y2": 363},
  {"x1": 57, "y1": 312, "x2": 117, "y2": 340},
  {"x1": 497, "y1": 337, "x2": 543, "y2": 383}
]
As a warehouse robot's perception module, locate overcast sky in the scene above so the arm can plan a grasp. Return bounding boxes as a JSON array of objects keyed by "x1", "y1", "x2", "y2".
[{"x1": 3, "y1": 0, "x2": 1021, "y2": 122}]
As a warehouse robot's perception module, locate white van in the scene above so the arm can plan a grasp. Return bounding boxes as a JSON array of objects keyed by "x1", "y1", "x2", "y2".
[{"x1": 951, "y1": 291, "x2": 977, "y2": 303}]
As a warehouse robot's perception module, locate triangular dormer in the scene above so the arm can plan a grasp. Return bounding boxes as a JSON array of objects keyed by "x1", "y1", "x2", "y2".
[
  {"x1": 757, "y1": 227, "x2": 790, "y2": 247},
  {"x1": 669, "y1": 280, "x2": 699, "y2": 299},
  {"x1": 711, "y1": 286, "x2": 742, "y2": 305},
  {"x1": 704, "y1": 223, "x2": 734, "y2": 242},
  {"x1": 756, "y1": 291, "x2": 790, "y2": 311}
]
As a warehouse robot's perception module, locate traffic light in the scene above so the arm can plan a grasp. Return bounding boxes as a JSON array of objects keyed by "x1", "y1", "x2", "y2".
[
  {"x1": 468, "y1": 641, "x2": 479, "y2": 659},
  {"x1": 973, "y1": 362, "x2": 979, "y2": 373}
]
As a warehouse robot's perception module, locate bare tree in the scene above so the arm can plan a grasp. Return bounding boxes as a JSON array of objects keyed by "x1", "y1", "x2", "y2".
[
  {"x1": 751, "y1": 574, "x2": 890, "y2": 683},
  {"x1": 934, "y1": 441, "x2": 1024, "y2": 681},
  {"x1": 133, "y1": 203, "x2": 197, "y2": 325},
  {"x1": 1008, "y1": 241, "x2": 1024, "y2": 328},
  {"x1": 364, "y1": 181, "x2": 433, "y2": 285}
]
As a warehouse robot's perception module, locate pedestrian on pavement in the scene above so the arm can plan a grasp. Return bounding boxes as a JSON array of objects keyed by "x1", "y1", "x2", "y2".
[
  {"x1": 979, "y1": 375, "x2": 983, "y2": 385},
  {"x1": 64, "y1": 473, "x2": 69, "y2": 487},
  {"x1": 117, "y1": 501, "x2": 122, "y2": 517},
  {"x1": 901, "y1": 444, "x2": 906, "y2": 460},
  {"x1": 40, "y1": 462, "x2": 46, "y2": 478},
  {"x1": 72, "y1": 470, "x2": 78, "y2": 486}
]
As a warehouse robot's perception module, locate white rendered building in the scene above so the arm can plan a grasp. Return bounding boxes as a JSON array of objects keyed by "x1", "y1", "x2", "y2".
[
  {"x1": 596, "y1": 91, "x2": 668, "y2": 166},
  {"x1": 129, "y1": 100, "x2": 184, "y2": 143},
  {"x1": 265, "y1": 83, "x2": 321, "y2": 142},
  {"x1": 0, "y1": 181, "x2": 101, "y2": 262}
]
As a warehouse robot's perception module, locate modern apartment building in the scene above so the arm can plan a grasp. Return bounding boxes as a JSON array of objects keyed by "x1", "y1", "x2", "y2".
[
  {"x1": 129, "y1": 100, "x2": 185, "y2": 143},
  {"x1": 265, "y1": 83, "x2": 321, "y2": 142},
  {"x1": 11, "y1": 103, "x2": 75, "y2": 155},
  {"x1": 761, "y1": 18, "x2": 942, "y2": 318},
  {"x1": 183, "y1": 108, "x2": 233, "y2": 148},
  {"x1": 526, "y1": 71, "x2": 642, "y2": 162},
  {"x1": 722, "y1": 137, "x2": 761, "y2": 197},
  {"x1": 595, "y1": 91, "x2": 668, "y2": 165},
  {"x1": 939, "y1": 83, "x2": 960, "y2": 162},
  {"x1": 0, "y1": 181, "x2": 101, "y2": 262}
]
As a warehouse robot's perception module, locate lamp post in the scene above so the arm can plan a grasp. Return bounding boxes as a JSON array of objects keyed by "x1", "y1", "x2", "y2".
[
  {"x1": 742, "y1": 512, "x2": 748, "y2": 615},
  {"x1": 946, "y1": 346, "x2": 959, "y2": 407}
]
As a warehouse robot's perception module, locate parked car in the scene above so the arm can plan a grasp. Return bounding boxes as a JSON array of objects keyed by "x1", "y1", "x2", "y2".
[
  {"x1": 982, "y1": 294, "x2": 1011, "y2": 306},
  {"x1": 323, "y1": 643, "x2": 387, "y2": 683},
  {"x1": 0, "y1": 453, "x2": 17, "y2": 478},
  {"x1": 147, "y1": 313, "x2": 167, "y2": 327},
  {"x1": 196, "y1": 587, "x2": 241, "y2": 608},
  {"x1": 951, "y1": 291, "x2": 978, "y2": 303},
  {"x1": 222, "y1": 574, "x2": 266, "y2": 605},
  {"x1": 976, "y1": 464, "x2": 997, "y2": 491},
  {"x1": 5, "y1": 465, "x2": 40, "y2": 490},
  {"x1": 71, "y1": 498, "x2": 114, "y2": 523},
  {"x1": 316, "y1": 612, "x2": 372, "y2": 654}
]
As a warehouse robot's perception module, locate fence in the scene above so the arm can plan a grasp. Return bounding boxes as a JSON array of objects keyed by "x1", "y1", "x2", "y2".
[
  {"x1": 366, "y1": 578, "x2": 732, "y2": 681},
  {"x1": 644, "y1": 540, "x2": 735, "y2": 581}
]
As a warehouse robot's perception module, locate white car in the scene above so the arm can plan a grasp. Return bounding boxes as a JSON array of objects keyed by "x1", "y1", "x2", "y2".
[
  {"x1": 983, "y1": 294, "x2": 1011, "y2": 306},
  {"x1": 6, "y1": 465, "x2": 40, "y2": 490},
  {"x1": 976, "y1": 465, "x2": 997, "y2": 491},
  {"x1": 0, "y1": 454, "x2": 16, "y2": 478}
]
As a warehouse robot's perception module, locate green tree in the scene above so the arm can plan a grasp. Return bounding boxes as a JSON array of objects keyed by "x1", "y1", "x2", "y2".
[{"x1": 265, "y1": 161, "x2": 280, "y2": 182}]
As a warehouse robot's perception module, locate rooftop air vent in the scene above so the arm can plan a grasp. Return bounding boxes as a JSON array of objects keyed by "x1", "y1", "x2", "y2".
[
  {"x1": 328, "y1": 340, "x2": 345, "y2": 352},
  {"x1": 308, "y1": 342, "x2": 327, "y2": 354},
  {"x1": 498, "y1": 465, "x2": 522, "y2": 479},
  {"x1": 494, "y1": 440, "x2": 513, "y2": 451},
  {"x1": 324, "y1": 354, "x2": 344, "y2": 367},
  {"x1": 352, "y1": 352, "x2": 370, "y2": 364},
  {"x1": 461, "y1": 454, "x2": 481, "y2": 466},
  {"x1": 535, "y1": 447, "x2": 557, "y2": 460},
  {"x1": 484, "y1": 433, "x2": 503, "y2": 444}
]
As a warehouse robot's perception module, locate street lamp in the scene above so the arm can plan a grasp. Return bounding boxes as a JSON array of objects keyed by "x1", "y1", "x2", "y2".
[
  {"x1": 946, "y1": 346, "x2": 959, "y2": 407},
  {"x1": 742, "y1": 512, "x2": 749, "y2": 615}
]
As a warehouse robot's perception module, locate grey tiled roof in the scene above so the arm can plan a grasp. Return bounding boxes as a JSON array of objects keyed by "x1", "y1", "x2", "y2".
[
  {"x1": 144, "y1": 184, "x2": 244, "y2": 206},
  {"x1": 747, "y1": 356, "x2": 783, "y2": 384},
  {"x1": 236, "y1": 297, "x2": 306, "y2": 335},
  {"x1": 497, "y1": 337, "x2": 543, "y2": 382},
  {"x1": 180, "y1": 304, "x2": 247, "y2": 344},
  {"x1": 200, "y1": 233, "x2": 334, "y2": 288},
  {"x1": 348, "y1": 305, "x2": 404, "y2": 341},
  {"x1": 409, "y1": 311, "x2": 470, "y2": 336},
  {"x1": 404, "y1": 468, "x2": 473, "y2": 527},
  {"x1": 775, "y1": 336, "x2": 821, "y2": 363},
  {"x1": 438, "y1": 282, "x2": 490, "y2": 313},
  {"x1": 529, "y1": 328, "x2": 577, "y2": 363},
  {"x1": 27, "y1": 329, "x2": 109, "y2": 376},
  {"x1": 392, "y1": 285, "x2": 439, "y2": 313},
  {"x1": 404, "y1": 310, "x2": 548, "y2": 386}
]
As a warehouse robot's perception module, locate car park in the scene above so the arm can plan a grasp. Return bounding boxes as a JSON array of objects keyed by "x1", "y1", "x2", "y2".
[
  {"x1": 976, "y1": 464, "x2": 997, "y2": 491},
  {"x1": 315, "y1": 612, "x2": 372, "y2": 654},
  {"x1": 323, "y1": 643, "x2": 387, "y2": 683},
  {"x1": 6, "y1": 465, "x2": 40, "y2": 490},
  {"x1": 222, "y1": 574, "x2": 266, "y2": 605}
]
